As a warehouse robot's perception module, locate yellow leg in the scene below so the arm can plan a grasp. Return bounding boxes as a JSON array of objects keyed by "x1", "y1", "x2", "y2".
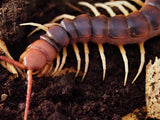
[
  {"x1": 118, "y1": 45, "x2": 129, "y2": 86},
  {"x1": 46, "y1": 62, "x2": 54, "y2": 75},
  {"x1": 20, "y1": 23, "x2": 48, "y2": 32},
  {"x1": 51, "y1": 53, "x2": 60, "y2": 76},
  {"x1": 81, "y1": 43, "x2": 89, "y2": 81},
  {"x1": 116, "y1": 1, "x2": 138, "y2": 12},
  {"x1": 104, "y1": 2, "x2": 129, "y2": 16},
  {"x1": 95, "y1": 0, "x2": 138, "y2": 16},
  {"x1": 49, "y1": 14, "x2": 75, "y2": 23},
  {"x1": 132, "y1": 43, "x2": 145, "y2": 84},
  {"x1": 130, "y1": 0, "x2": 144, "y2": 6},
  {"x1": 27, "y1": 23, "x2": 59, "y2": 37},
  {"x1": 94, "y1": 3, "x2": 116, "y2": 17},
  {"x1": 37, "y1": 62, "x2": 52, "y2": 77},
  {"x1": 23, "y1": 14, "x2": 75, "y2": 37},
  {"x1": 98, "y1": 44, "x2": 106, "y2": 80},
  {"x1": 78, "y1": 1, "x2": 100, "y2": 16},
  {"x1": 73, "y1": 43, "x2": 81, "y2": 77},
  {"x1": 54, "y1": 47, "x2": 67, "y2": 75}
]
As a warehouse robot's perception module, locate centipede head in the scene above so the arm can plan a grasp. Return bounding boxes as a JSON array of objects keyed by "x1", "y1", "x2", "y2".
[
  {"x1": 0, "y1": 50, "x2": 48, "y2": 120},
  {"x1": 0, "y1": 55, "x2": 32, "y2": 120},
  {"x1": 19, "y1": 47, "x2": 47, "y2": 70}
]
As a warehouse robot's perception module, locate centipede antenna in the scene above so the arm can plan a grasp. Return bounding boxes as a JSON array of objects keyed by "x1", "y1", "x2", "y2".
[
  {"x1": 81, "y1": 43, "x2": 89, "y2": 81},
  {"x1": 24, "y1": 70, "x2": 33, "y2": 120},
  {"x1": 20, "y1": 23, "x2": 48, "y2": 32},
  {"x1": 78, "y1": 1, "x2": 101, "y2": 16},
  {"x1": 98, "y1": 44, "x2": 106, "y2": 80},
  {"x1": 130, "y1": 0, "x2": 144, "y2": 7},
  {"x1": 118, "y1": 45, "x2": 129, "y2": 86},
  {"x1": 55, "y1": 47, "x2": 67, "y2": 75},
  {"x1": 72, "y1": 43, "x2": 81, "y2": 77},
  {"x1": 0, "y1": 56, "x2": 26, "y2": 69},
  {"x1": 116, "y1": 1, "x2": 138, "y2": 12},
  {"x1": 132, "y1": 43, "x2": 145, "y2": 84},
  {"x1": 104, "y1": 2, "x2": 129, "y2": 16},
  {"x1": 51, "y1": 53, "x2": 60, "y2": 76},
  {"x1": 94, "y1": 3, "x2": 116, "y2": 17}
]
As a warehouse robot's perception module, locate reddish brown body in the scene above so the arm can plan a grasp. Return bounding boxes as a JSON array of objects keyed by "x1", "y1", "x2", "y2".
[
  {"x1": 20, "y1": 40, "x2": 57, "y2": 70},
  {"x1": 39, "y1": 0, "x2": 160, "y2": 49},
  {"x1": 0, "y1": 0, "x2": 160, "y2": 120}
]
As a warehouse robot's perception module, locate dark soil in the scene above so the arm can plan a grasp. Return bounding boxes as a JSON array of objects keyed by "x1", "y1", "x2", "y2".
[{"x1": 0, "y1": 0, "x2": 159, "y2": 120}]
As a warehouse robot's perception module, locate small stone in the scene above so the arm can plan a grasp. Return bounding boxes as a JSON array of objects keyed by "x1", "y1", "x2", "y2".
[{"x1": 1, "y1": 93, "x2": 8, "y2": 102}]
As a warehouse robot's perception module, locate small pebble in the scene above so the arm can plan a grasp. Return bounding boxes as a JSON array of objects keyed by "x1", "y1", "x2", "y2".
[{"x1": 1, "y1": 93, "x2": 8, "y2": 102}]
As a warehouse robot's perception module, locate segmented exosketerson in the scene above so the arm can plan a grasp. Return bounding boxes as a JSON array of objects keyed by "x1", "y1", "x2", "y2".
[{"x1": 0, "y1": 0, "x2": 160, "y2": 120}]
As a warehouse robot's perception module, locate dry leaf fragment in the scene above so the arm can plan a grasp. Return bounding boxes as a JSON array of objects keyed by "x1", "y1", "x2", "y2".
[
  {"x1": 146, "y1": 57, "x2": 160, "y2": 119},
  {"x1": 0, "y1": 39, "x2": 18, "y2": 77},
  {"x1": 122, "y1": 106, "x2": 147, "y2": 120}
]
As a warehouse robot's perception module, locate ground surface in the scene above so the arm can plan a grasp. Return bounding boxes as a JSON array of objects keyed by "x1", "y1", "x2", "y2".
[{"x1": 0, "y1": 0, "x2": 160, "y2": 120}]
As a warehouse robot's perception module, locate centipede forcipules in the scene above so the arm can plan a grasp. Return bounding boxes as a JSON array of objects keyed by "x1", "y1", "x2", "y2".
[{"x1": 0, "y1": 0, "x2": 160, "y2": 120}]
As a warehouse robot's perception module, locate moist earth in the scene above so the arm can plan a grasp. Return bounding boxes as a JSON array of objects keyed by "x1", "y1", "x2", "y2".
[{"x1": 0, "y1": 0, "x2": 159, "y2": 120}]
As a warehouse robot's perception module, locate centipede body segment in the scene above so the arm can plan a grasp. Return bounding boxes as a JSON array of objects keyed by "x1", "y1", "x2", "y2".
[{"x1": 1, "y1": 0, "x2": 160, "y2": 120}]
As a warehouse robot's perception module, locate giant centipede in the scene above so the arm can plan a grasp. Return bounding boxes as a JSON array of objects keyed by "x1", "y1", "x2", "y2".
[{"x1": 0, "y1": 0, "x2": 160, "y2": 120}]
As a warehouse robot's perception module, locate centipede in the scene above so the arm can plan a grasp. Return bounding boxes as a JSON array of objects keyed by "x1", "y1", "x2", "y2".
[{"x1": 0, "y1": 0, "x2": 160, "y2": 119}]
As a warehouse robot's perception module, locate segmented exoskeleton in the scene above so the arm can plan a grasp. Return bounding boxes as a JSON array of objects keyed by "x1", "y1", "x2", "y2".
[
  {"x1": 23, "y1": 0, "x2": 146, "y2": 86},
  {"x1": 0, "y1": 0, "x2": 160, "y2": 120}
]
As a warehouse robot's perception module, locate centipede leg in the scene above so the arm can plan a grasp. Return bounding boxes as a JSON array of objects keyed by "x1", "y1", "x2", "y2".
[
  {"x1": 81, "y1": 43, "x2": 89, "y2": 81},
  {"x1": 78, "y1": 1, "x2": 100, "y2": 16},
  {"x1": 46, "y1": 63, "x2": 54, "y2": 75},
  {"x1": 37, "y1": 62, "x2": 52, "y2": 77},
  {"x1": 24, "y1": 70, "x2": 33, "y2": 120},
  {"x1": 132, "y1": 43, "x2": 145, "y2": 84},
  {"x1": 116, "y1": 1, "x2": 138, "y2": 12},
  {"x1": 118, "y1": 45, "x2": 129, "y2": 86},
  {"x1": 51, "y1": 53, "x2": 60, "y2": 76},
  {"x1": 27, "y1": 14, "x2": 75, "y2": 37},
  {"x1": 94, "y1": 3, "x2": 116, "y2": 17},
  {"x1": 20, "y1": 22, "x2": 49, "y2": 37},
  {"x1": 73, "y1": 43, "x2": 81, "y2": 77},
  {"x1": 98, "y1": 44, "x2": 106, "y2": 80},
  {"x1": 104, "y1": 2, "x2": 129, "y2": 16},
  {"x1": 130, "y1": 0, "x2": 144, "y2": 6},
  {"x1": 20, "y1": 23, "x2": 48, "y2": 32},
  {"x1": 54, "y1": 47, "x2": 67, "y2": 75}
]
